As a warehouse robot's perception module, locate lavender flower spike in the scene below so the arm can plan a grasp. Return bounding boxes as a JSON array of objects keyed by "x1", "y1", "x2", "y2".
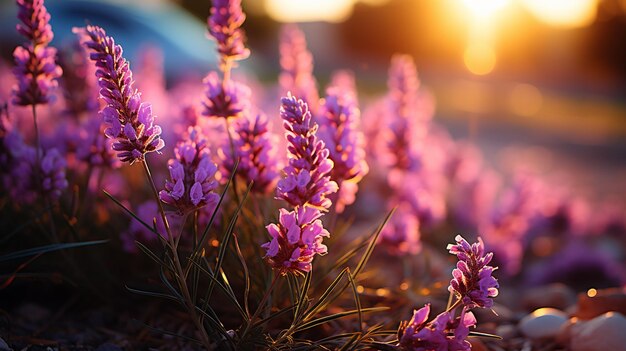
[
  {"x1": 75, "y1": 25, "x2": 164, "y2": 164},
  {"x1": 447, "y1": 235, "x2": 499, "y2": 309},
  {"x1": 202, "y1": 70, "x2": 250, "y2": 120},
  {"x1": 160, "y1": 127, "x2": 220, "y2": 214},
  {"x1": 398, "y1": 304, "x2": 476, "y2": 351},
  {"x1": 276, "y1": 93, "x2": 338, "y2": 210},
  {"x1": 319, "y1": 79, "x2": 368, "y2": 212},
  {"x1": 12, "y1": 0, "x2": 62, "y2": 106},
  {"x1": 207, "y1": 0, "x2": 250, "y2": 64},
  {"x1": 279, "y1": 25, "x2": 319, "y2": 113},
  {"x1": 220, "y1": 113, "x2": 279, "y2": 194},
  {"x1": 261, "y1": 206, "x2": 330, "y2": 275}
]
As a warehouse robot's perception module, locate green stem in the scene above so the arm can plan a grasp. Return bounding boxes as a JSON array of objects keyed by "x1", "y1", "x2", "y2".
[
  {"x1": 239, "y1": 273, "x2": 279, "y2": 346},
  {"x1": 141, "y1": 158, "x2": 212, "y2": 349}
]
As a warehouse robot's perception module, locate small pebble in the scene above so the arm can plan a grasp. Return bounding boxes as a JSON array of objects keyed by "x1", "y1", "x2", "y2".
[
  {"x1": 518, "y1": 307, "x2": 568, "y2": 339},
  {"x1": 575, "y1": 287, "x2": 626, "y2": 320},
  {"x1": 570, "y1": 312, "x2": 626, "y2": 351},
  {"x1": 522, "y1": 284, "x2": 576, "y2": 311}
]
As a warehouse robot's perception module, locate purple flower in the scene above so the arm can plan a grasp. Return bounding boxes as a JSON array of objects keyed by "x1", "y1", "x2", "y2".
[
  {"x1": 220, "y1": 113, "x2": 279, "y2": 194},
  {"x1": 4, "y1": 133, "x2": 68, "y2": 204},
  {"x1": 398, "y1": 304, "x2": 476, "y2": 351},
  {"x1": 378, "y1": 55, "x2": 423, "y2": 173},
  {"x1": 76, "y1": 117, "x2": 120, "y2": 169},
  {"x1": 276, "y1": 94, "x2": 338, "y2": 210},
  {"x1": 12, "y1": 0, "x2": 62, "y2": 106},
  {"x1": 261, "y1": 206, "x2": 330, "y2": 275},
  {"x1": 207, "y1": 0, "x2": 250, "y2": 64},
  {"x1": 159, "y1": 127, "x2": 220, "y2": 214},
  {"x1": 447, "y1": 235, "x2": 499, "y2": 309},
  {"x1": 75, "y1": 25, "x2": 164, "y2": 164},
  {"x1": 318, "y1": 78, "x2": 368, "y2": 213},
  {"x1": 379, "y1": 205, "x2": 421, "y2": 255},
  {"x1": 121, "y1": 202, "x2": 182, "y2": 253},
  {"x1": 202, "y1": 71, "x2": 250, "y2": 120},
  {"x1": 58, "y1": 39, "x2": 98, "y2": 116},
  {"x1": 279, "y1": 25, "x2": 319, "y2": 114}
]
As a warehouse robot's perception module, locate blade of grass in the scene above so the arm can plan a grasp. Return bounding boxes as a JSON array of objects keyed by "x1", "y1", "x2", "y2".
[
  {"x1": 338, "y1": 333, "x2": 360, "y2": 351},
  {"x1": 293, "y1": 271, "x2": 312, "y2": 323},
  {"x1": 233, "y1": 234, "x2": 251, "y2": 318},
  {"x1": 353, "y1": 209, "x2": 395, "y2": 277},
  {"x1": 296, "y1": 307, "x2": 389, "y2": 332},
  {"x1": 346, "y1": 269, "x2": 362, "y2": 333},
  {"x1": 205, "y1": 181, "x2": 252, "y2": 300},
  {"x1": 304, "y1": 268, "x2": 349, "y2": 319},
  {"x1": 0, "y1": 240, "x2": 108, "y2": 262},
  {"x1": 135, "y1": 241, "x2": 169, "y2": 269},
  {"x1": 102, "y1": 190, "x2": 166, "y2": 244},
  {"x1": 190, "y1": 258, "x2": 248, "y2": 320},
  {"x1": 126, "y1": 286, "x2": 181, "y2": 303},
  {"x1": 468, "y1": 331, "x2": 502, "y2": 339},
  {"x1": 193, "y1": 158, "x2": 239, "y2": 260}
]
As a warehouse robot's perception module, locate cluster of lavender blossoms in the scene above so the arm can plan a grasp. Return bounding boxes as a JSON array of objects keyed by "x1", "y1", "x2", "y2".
[
  {"x1": 276, "y1": 94, "x2": 338, "y2": 210},
  {"x1": 75, "y1": 25, "x2": 164, "y2": 164},
  {"x1": 279, "y1": 25, "x2": 319, "y2": 114},
  {"x1": 262, "y1": 94, "x2": 338, "y2": 275},
  {"x1": 447, "y1": 235, "x2": 499, "y2": 308},
  {"x1": 202, "y1": 71, "x2": 250, "y2": 120},
  {"x1": 220, "y1": 113, "x2": 280, "y2": 194},
  {"x1": 398, "y1": 304, "x2": 476, "y2": 351},
  {"x1": 203, "y1": 0, "x2": 250, "y2": 121},
  {"x1": 207, "y1": 0, "x2": 250, "y2": 66},
  {"x1": 318, "y1": 73, "x2": 369, "y2": 213},
  {"x1": 160, "y1": 127, "x2": 220, "y2": 214},
  {"x1": 398, "y1": 235, "x2": 498, "y2": 351},
  {"x1": 12, "y1": 0, "x2": 62, "y2": 106},
  {"x1": 3, "y1": 132, "x2": 68, "y2": 204}
]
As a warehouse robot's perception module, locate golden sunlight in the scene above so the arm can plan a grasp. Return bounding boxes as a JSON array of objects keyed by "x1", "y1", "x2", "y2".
[
  {"x1": 521, "y1": 0, "x2": 598, "y2": 28},
  {"x1": 464, "y1": 42, "x2": 496, "y2": 75},
  {"x1": 461, "y1": 0, "x2": 509, "y2": 19},
  {"x1": 264, "y1": 0, "x2": 355, "y2": 23}
]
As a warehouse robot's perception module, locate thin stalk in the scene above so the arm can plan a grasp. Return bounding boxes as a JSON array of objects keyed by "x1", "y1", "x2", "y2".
[
  {"x1": 239, "y1": 273, "x2": 280, "y2": 346},
  {"x1": 31, "y1": 105, "x2": 41, "y2": 176},
  {"x1": 141, "y1": 158, "x2": 212, "y2": 349},
  {"x1": 224, "y1": 117, "x2": 241, "y2": 204}
]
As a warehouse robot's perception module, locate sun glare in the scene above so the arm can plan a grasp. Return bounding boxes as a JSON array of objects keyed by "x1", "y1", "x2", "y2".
[
  {"x1": 522, "y1": 0, "x2": 598, "y2": 28},
  {"x1": 264, "y1": 0, "x2": 355, "y2": 23},
  {"x1": 464, "y1": 43, "x2": 497, "y2": 75},
  {"x1": 461, "y1": 0, "x2": 509, "y2": 19}
]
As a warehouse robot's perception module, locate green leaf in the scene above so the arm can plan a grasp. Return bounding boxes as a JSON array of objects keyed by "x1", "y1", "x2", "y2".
[
  {"x1": 135, "y1": 240, "x2": 169, "y2": 269},
  {"x1": 206, "y1": 181, "x2": 252, "y2": 301},
  {"x1": 126, "y1": 285, "x2": 181, "y2": 303},
  {"x1": 102, "y1": 190, "x2": 164, "y2": 241},
  {"x1": 194, "y1": 158, "x2": 239, "y2": 259},
  {"x1": 304, "y1": 267, "x2": 349, "y2": 319},
  {"x1": 353, "y1": 209, "x2": 395, "y2": 277},
  {"x1": 469, "y1": 331, "x2": 502, "y2": 339},
  {"x1": 252, "y1": 304, "x2": 296, "y2": 329},
  {"x1": 233, "y1": 234, "x2": 251, "y2": 318},
  {"x1": 346, "y1": 269, "x2": 362, "y2": 333},
  {"x1": 0, "y1": 240, "x2": 108, "y2": 262},
  {"x1": 338, "y1": 333, "x2": 360, "y2": 351},
  {"x1": 296, "y1": 307, "x2": 389, "y2": 332},
  {"x1": 294, "y1": 271, "x2": 312, "y2": 323},
  {"x1": 190, "y1": 258, "x2": 248, "y2": 319}
]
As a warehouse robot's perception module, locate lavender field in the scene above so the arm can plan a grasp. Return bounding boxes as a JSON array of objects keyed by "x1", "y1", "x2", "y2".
[{"x1": 0, "y1": 0, "x2": 625, "y2": 350}]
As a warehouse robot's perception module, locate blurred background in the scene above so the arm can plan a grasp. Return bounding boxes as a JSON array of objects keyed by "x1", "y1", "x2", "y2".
[{"x1": 0, "y1": 0, "x2": 625, "y2": 199}]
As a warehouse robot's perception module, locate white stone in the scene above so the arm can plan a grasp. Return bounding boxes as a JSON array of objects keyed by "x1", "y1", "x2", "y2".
[
  {"x1": 571, "y1": 312, "x2": 626, "y2": 351},
  {"x1": 519, "y1": 307, "x2": 568, "y2": 339}
]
